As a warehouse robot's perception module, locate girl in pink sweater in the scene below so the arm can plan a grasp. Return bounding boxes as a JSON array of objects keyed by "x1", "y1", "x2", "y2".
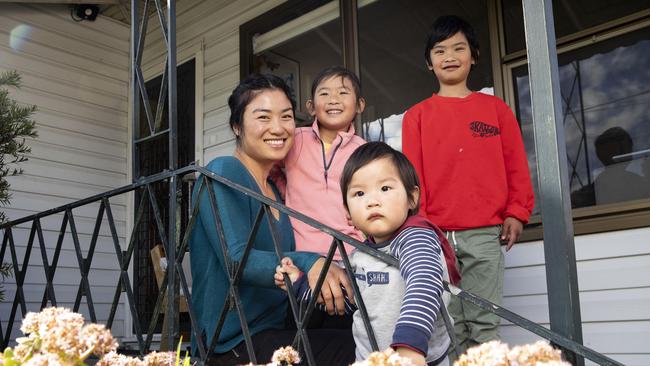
[{"x1": 281, "y1": 66, "x2": 366, "y2": 316}]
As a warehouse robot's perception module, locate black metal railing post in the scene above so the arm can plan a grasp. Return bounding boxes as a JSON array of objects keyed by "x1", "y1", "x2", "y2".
[
  {"x1": 523, "y1": 1, "x2": 584, "y2": 364},
  {"x1": 165, "y1": 0, "x2": 179, "y2": 349}
]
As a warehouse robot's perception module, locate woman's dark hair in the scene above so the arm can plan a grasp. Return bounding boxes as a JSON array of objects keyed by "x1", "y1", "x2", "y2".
[
  {"x1": 424, "y1": 15, "x2": 480, "y2": 67},
  {"x1": 310, "y1": 66, "x2": 363, "y2": 102},
  {"x1": 340, "y1": 142, "x2": 421, "y2": 216},
  {"x1": 228, "y1": 73, "x2": 296, "y2": 144}
]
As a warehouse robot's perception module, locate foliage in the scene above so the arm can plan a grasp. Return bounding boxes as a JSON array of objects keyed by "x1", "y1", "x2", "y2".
[
  {"x1": 0, "y1": 262, "x2": 12, "y2": 302},
  {"x1": 0, "y1": 70, "x2": 37, "y2": 305},
  {"x1": 175, "y1": 337, "x2": 191, "y2": 366},
  {"x1": 0, "y1": 70, "x2": 38, "y2": 224}
]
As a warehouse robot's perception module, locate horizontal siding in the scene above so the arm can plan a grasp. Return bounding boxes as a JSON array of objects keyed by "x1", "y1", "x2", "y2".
[
  {"x1": 502, "y1": 287, "x2": 650, "y2": 324},
  {"x1": 0, "y1": 24, "x2": 127, "y2": 81},
  {"x1": 19, "y1": 268, "x2": 122, "y2": 288},
  {"x1": 3, "y1": 3, "x2": 129, "y2": 50},
  {"x1": 1, "y1": 299, "x2": 126, "y2": 345},
  {"x1": 7, "y1": 225, "x2": 129, "y2": 255},
  {"x1": 5, "y1": 243, "x2": 127, "y2": 268},
  {"x1": 203, "y1": 33, "x2": 239, "y2": 79},
  {"x1": 204, "y1": 142, "x2": 235, "y2": 162},
  {"x1": 203, "y1": 122, "x2": 232, "y2": 148},
  {"x1": 500, "y1": 322, "x2": 650, "y2": 366},
  {"x1": 3, "y1": 207, "x2": 127, "y2": 237},
  {"x1": 21, "y1": 158, "x2": 126, "y2": 189},
  {"x1": 204, "y1": 87, "x2": 232, "y2": 116},
  {"x1": 10, "y1": 87, "x2": 127, "y2": 127},
  {"x1": 28, "y1": 124, "x2": 125, "y2": 159},
  {"x1": 31, "y1": 108, "x2": 127, "y2": 144},
  {"x1": 22, "y1": 140, "x2": 125, "y2": 173},
  {"x1": 9, "y1": 174, "x2": 127, "y2": 206},
  {"x1": 0, "y1": 3, "x2": 130, "y2": 340},
  {"x1": 0, "y1": 16, "x2": 126, "y2": 68},
  {"x1": 0, "y1": 44, "x2": 126, "y2": 97},
  {"x1": 203, "y1": 104, "x2": 229, "y2": 131},
  {"x1": 501, "y1": 227, "x2": 650, "y2": 365},
  {"x1": 8, "y1": 191, "x2": 127, "y2": 220}
]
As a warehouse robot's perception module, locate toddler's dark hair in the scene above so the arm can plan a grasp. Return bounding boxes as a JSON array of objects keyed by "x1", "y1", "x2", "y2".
[
  {"x1": 424, "y1": 15, "x2": 480, "y2": 67},
  {"x1": 228, "y1": 73, "x2": 296, "y2": 145},
  {"x1": 340, "y1": 142, "x2": 421, "y2": 216},
  {"x1": 310, "y1": 66, "x2": 363, "y2": 102}
]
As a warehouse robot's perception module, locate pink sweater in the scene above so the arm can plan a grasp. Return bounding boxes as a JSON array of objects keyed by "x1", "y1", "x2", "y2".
[{"x1": 284, "y1": 120, "x2": 365, "y2": 259}]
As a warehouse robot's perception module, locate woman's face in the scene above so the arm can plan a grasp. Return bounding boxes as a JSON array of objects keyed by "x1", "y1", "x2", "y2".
[{"x1": 236, "y1": 89, "x2": 295, "y2": 165}]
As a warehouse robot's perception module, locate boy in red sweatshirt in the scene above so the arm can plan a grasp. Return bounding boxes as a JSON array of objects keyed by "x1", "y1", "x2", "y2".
[{"x1": 401, "y1": 15, "x2": 534, "y2": 355}]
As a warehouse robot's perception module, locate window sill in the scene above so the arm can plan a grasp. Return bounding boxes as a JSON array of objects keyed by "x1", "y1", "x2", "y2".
[{"x1": 520, "y1": 198, "x2": 650, "y2": 242}]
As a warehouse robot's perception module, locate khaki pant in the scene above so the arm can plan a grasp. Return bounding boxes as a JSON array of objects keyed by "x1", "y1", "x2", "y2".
[{"x1": 446, "y1": 225, "x2": 504, "y2": 356}]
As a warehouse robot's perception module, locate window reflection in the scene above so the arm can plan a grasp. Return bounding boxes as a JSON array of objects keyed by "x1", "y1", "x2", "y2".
[
  {"x1": 357, "y1": 0, "x2": 493, "y2": 150},
  {"x1": 502, "y1": 0, "x2": 650, "y2": 54},
  {"x1": 513, "y1": 27, "x2": 650, "y2": 211}
]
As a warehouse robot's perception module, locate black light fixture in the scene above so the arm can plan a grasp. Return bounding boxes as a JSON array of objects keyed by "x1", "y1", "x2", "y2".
[{"x1": 72, "y1": 4, "x2": 100, "y2": 21}]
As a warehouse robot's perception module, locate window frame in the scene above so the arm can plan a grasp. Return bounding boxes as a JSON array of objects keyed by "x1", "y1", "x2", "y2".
[
  {"x1": 240, "y1": 0, "x2": 331, "y2": 80},
  {"x1": 501, "y1": 13, "x2": 650, "y2": 241}
]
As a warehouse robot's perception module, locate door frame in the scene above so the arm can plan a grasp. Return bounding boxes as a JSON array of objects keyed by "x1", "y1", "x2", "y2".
[{"x1": 123, "y1": 39, "x2": 204, "y2": 340}]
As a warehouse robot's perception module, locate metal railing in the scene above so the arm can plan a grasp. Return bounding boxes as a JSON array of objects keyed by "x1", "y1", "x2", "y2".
[{"x1": 0, "y1": 164, "x2": 623, "y2": 366}]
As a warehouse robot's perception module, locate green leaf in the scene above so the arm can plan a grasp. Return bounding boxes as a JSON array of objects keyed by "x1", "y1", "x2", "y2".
[
  {"x1": 175, "y1": 336, "x2": 183, "y2": 366},
  {"x1": 1, "y1": 347, "x2": 20, "y2": 366}
]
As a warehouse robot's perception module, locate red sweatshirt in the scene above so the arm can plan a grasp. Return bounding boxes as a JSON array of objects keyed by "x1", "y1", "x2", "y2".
[{"x1": 402, "y1": 92, "x2": 534, "y2": 231}]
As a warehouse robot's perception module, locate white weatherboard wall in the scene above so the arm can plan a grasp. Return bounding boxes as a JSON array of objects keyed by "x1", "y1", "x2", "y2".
[
  {"x1": 140, "y1": 0, "x2": 286, "y2": 162},
  {"x1": 501, "y1": 227, "x2": 650, "y2": 366},
  {"x1": 0, "y1": 4, "x2": 129, "y2": 340}
]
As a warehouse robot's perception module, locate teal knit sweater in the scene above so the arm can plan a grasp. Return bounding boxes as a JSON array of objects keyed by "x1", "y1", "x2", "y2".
[{"x1": 189, "y1": 157, "x2": 320, "y2": 353}]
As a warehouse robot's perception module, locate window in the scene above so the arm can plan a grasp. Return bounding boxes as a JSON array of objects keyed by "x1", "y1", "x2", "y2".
[
  {"x1": 357, "y1": 0, "x2": 494, "y2": 150},
  {"x1": 500, "y1": 2, "x2": 650, "y2": 238},
  {"x1": 501, "y1": 0, "x2": 650, "y2": 54},
  {"x1": 510, "y1": 23, "x2": 650, "y2": 216}
]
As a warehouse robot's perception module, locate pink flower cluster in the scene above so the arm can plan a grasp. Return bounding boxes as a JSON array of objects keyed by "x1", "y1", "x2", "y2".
[
  {"x1": 0, "y1": 307, "x2": 190, "y2": 366},
  {"x1": 240, "y1": 345, "x2": 302, "y2": 366},
  {"x1": 453, "y1": 340, "x2": 571, "y2": 366},
  {"x1": 235, "y1": 341, "x2": 569, "y2": 366},
  {"x1": 241, "y1": 347, "x2": 414, "y2": 366},
  {"x1": 6, "y1": 307, "x2": 117, "y2": 365},
  {"x1": 350, "y1": 348, "x2": 416, "y2": 366},
  {"x1": 96, "y1": 350, "x2": 177, "y2": 366}
]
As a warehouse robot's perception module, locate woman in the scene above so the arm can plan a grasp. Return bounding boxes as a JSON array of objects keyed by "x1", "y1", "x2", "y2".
[{"x1": 190, "y1": 74, "x2": 354, "y2": 365}]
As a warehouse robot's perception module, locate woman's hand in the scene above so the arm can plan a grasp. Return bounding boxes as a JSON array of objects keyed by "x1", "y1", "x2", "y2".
[{"x1": 306, "y1": 258, "x2": 354, "y2": 315}]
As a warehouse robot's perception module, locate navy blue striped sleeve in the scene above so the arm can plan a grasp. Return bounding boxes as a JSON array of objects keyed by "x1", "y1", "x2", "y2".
[{"x1": 390, "y1": 228, "x2": 444, "y2": 355}]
